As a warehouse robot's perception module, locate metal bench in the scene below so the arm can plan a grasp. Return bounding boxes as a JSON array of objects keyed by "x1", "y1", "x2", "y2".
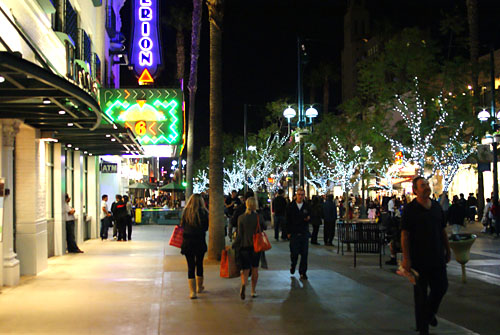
[
  {"x1": 354, "y1": 223, "x2": 383, "y2": 268},
  {"x1": 337, "y1": 221, "x2": 357, "y2": 255}
]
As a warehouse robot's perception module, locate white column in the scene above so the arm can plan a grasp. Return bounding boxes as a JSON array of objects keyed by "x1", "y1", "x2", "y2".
[
  {"x1": 53, "y1": 143, "x2": 66, "y2": 256},
  {"x1": 88, "y1": 156, "x2": 99, "y2": 239},
  {"x1": 15, "y1": 124, "x2": 48, "y2": 276},
  {"x1": 2, "y1": 120, "x2": 20, "y2": 286},
  {"x1": 73, "y1": 151, "x2": 84, "y2": 244}
]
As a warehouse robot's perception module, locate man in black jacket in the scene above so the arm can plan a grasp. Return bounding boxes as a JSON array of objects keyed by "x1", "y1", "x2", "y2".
[
  {"x1": 322, "y1": 194, "x2": 337, "y2": 246},
  {"x1": 272, "y1": 189, "x2": 288, "y2": 241},
  {"x1": 285, "y1": 188, "x2": 311, "y2": 280}
]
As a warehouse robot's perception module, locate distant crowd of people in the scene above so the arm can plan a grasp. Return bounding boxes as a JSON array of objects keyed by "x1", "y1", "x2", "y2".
[{"x1": 100, "y1": 194, "x2": 134, "y2": 241}]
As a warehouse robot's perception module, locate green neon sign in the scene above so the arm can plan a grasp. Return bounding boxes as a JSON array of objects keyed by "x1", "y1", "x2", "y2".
[{"x1": 100, "y1": 89, "x2": 183, "y2": 146}]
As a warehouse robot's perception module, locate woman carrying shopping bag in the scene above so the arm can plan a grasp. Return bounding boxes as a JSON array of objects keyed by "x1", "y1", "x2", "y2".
[
  {"x1": 233, "y1": 197, "x2": 266, "y2": 300},
  {"x1": 180, "y1": 194, "x2": 209, "y2": 299}
]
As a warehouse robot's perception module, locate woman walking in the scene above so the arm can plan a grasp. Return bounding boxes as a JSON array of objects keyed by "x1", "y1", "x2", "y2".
[
  {"x1": 180, "y1": 194, "x2": 209, "y2": 299},
  {"x1": 233, "y1": 197, "x2": 265, "y2": 300}
]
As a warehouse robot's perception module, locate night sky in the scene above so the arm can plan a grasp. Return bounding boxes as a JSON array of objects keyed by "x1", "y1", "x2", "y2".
[{"x1": 120, "y1": 0, "x2": 500, "y2": 160}]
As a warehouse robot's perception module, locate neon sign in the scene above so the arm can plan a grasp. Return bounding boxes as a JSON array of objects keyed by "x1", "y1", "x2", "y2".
[
  {"x1": 130, "y1": 0, "x2": 161, "y2": 82},
  {"x1": 101, "y1": 89, "x2": 184, "y2": 156}
]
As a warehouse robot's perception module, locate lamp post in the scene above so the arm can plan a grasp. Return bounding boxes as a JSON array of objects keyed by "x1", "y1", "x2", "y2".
[
  {"x1": 283, "y1": 37, "x2": 318, "y2": 187},
  {"x1": 477, "y1": 46, "x2": 498, "y2": 206}
]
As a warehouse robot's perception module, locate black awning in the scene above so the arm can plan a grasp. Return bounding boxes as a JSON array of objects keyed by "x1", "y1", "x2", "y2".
[
  {"x1": 0, "y1": 52, "x2": 143, "y2": 155},
  {"x1": 52, "y1": 126, "x2": 144, "y2": 156},
  {"x1": 0, "y1": 51, "x2": 103, "y2": 130}
]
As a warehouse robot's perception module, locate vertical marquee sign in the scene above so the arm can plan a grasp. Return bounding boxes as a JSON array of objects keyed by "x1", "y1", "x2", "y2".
[
  {"x1": 101, "y1": 88, "x2": 185, "y2": 157},
  {"x1": 130, "y1": 0, "x2": 162, "y2": 84}
]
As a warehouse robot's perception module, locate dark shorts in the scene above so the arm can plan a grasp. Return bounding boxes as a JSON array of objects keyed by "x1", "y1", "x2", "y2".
[{"x1": 240, "y1": 247, "x2": 260, "y2": 270}]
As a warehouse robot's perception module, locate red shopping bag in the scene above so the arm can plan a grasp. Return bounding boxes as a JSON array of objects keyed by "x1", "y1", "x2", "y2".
[
  {"x1": 220, "y1": 247, "x2": 239, "y2": 278},
  {"x1": 169, "y1": 225, "x2": 184, "y2": 248},
  {"x1": 253, "y1": 216, "x2": 272, "y2": 252}
]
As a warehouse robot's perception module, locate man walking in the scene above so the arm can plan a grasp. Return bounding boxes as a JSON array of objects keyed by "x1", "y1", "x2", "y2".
[
  {"x1": 323, "y1": 194, "x2": 337, "y2": 246},
  {"x1": 401, "y1": 177, "x2": 451, "y2": 335},
  {"x1": 272, "y1": 189, "x2": 288, "y2": 241},
  {"x1": 65, "y1": 194, "x2": 83, "y2": 253},
  {"x1": 100, "y1": 194, "x2": 111, "y2": 240},
  {"x1": 388, "y1": 195, "x2": 395, "y2": 217},
  {"x1": 285, "y1": 188, "x2": 311, "y2": 280}
]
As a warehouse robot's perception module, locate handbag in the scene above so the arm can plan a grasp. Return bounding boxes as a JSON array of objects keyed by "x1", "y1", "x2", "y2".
[
  {"x1": 253, "y1": 215, "x2": 272, "y2": 253},
  {"x1": 169, "y1": 225, "x2": 184, "y2": 248},
  {"x1": 220, "y1": 246, "x2": 239, "y2": 278}
]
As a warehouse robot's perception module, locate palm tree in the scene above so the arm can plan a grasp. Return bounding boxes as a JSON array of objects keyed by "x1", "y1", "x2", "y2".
[
  {"x1": 166, "y1": 5, "x2": 191, "y2": 82},
  {"x1": 466, "y1": 0, "x2": 484, "y2": 218},
  {"x1": 185, "y1": 0, "x2": 203, "y2": 199},
  {"x1": 207, "y1": 0, "x2": 225, "y2": 261}
]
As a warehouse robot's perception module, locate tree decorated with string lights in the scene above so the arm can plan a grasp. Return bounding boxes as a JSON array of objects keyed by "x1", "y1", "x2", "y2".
[
  {"x1": 223, "y1": 150, "x2": 246, "y2": 194},
  {"x1": 193, "y1": 169, "x2": 209, "y2": 194},
  {"x1": 432, "y1": 122, "x2": 476, "y2": 191},
  {"x1": 375, "y1": 78, "x2": 449, "y2": 177},
  {"x1": 305, "y1": 168, "x2": 332, "y2": 195},
  {"x1": 246, "y1": 133, "x2": 297, "y2": 192}
]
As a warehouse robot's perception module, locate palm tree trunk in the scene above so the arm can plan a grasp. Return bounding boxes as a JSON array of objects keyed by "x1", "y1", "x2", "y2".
[
  {"x1": 186, "y1": 0, "x2": 203, "y2": 199},
  {"x1": 467, "y1": 0, "x2": 484, "y2": 219},
  {"x1": 207, "y1": 0, "x2": 225, "y2": 261},
  {"x1": 176, "y1": 24, "x2": 185, "y2": 81}
]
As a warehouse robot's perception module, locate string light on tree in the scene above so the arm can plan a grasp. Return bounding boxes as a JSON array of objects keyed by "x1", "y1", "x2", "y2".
[
  {"x1": 193, "y1": 169, "x2": 209, "y2": 194},
  {"x1": 223, "y1": 150, "x2": 246, "y2": 194},
  {"x1": 375, "y1": 77, "x2": 449, "y2": 176},
  {"x1": 431, "y1": 122, "x2": 476, "y2": 191}
]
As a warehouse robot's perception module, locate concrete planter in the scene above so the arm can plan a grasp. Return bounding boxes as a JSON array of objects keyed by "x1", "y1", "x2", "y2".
[{"x1": 448, "y1": 234, "x2": 477, "y2": 283}]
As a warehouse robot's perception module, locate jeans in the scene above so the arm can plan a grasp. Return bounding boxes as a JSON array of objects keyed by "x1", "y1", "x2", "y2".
[
  {"x1": 185, "y1": 251, "x2": 205, "y2": 279},
  {"x1": 100, "y1": 217, "x2": 110, "y2": 239},
  {"x1": 413, "y1": 266, "x2": 448, "y2": 332},
  {"x1": 311, "y1": 225, "x2": 320, "y2": 243},
  {"x1": 274, "y1": 215, "x2": 286, "y2": 240},
  {"x1": 117, "y1": 217, "x2": 127, "y2": 241},
  {"x1": 126, "y1": 215, "x2": 133, "y2": 240},
  {"x1": 289, "y1": 233, "x2": 309, "y2": 275},
  {"x1": 65, "y1": 220, "x2": 79, "y2": 252},
  {"x1": 324, "y1": 220, "x2": 336, "y2": 244}
]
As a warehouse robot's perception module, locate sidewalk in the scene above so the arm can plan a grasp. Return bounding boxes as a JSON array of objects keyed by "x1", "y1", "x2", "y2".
[{"x1": 0, "y1": 224, "x2": 497, "y2": 334}]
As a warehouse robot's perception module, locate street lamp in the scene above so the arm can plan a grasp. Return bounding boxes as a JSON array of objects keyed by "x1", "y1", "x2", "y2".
[
  {"x1": 284, "y1": 104, "x2": 318, "y2": 188},
  {"x1": 477, "y1": 47, "x2": 498, "y2": 206}
]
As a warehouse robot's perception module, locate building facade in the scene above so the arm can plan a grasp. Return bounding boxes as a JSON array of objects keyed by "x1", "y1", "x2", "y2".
[{"x1": 0, "y1": 0, "x2": 136, "y2": 287}]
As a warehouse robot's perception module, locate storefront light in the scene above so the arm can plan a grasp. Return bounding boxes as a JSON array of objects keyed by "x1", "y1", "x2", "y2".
[
  {"x1": 0, "y1": 76, "x2": 5, "y2": 83},
  {"x1": 67, "y1": 123, "x2": 74, "y2": 127},
  {"x1": 43, "y1": 98, "x2": 51, "y2": 104},
  {"x1": 58, "y1": 110, "x2": 66, "y2": 115}
]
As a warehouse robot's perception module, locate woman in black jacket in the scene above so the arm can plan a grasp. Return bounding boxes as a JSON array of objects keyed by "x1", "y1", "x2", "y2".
[
  {"x1": 233, "y1": 196, "x2": 265, "y2": 300},
  {"x1": 180, "y1": 194, "x2": 209, "y2": 299}
]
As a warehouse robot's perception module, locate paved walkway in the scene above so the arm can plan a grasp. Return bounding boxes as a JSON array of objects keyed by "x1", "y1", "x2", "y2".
[{"x1": 0, "y1": 224, "x2": 498, "y2": 334}]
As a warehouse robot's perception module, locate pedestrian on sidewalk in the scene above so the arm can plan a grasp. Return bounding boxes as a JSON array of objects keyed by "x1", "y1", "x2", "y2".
[
  {"x1": 401, "y1": 177, "x2": 451, "y2": 335},
  {"x1": 323, "y1": 194, "x2": 337, "y2": 246},
  {"x1": 123, "y1": 195, "x2": 133, "y2": 241},
  {"x1": 114, "y1": 195, "x2": 128, "y2": 241},
  {"x1": 180, "y1": 194, "x2": 209, "y2": 299},
  {"x1": 233, "y1": 196, "x2": 265, "y2": 300},
  {"x1": 110, "y1": 194, "x2": 121, "y2": 240},
  {"x1": 230, "y1": 190, "x2": 255, "y2": 237},
  {"x1": 310, "y1": 195, "x2": 323, "y2": 245},
  {"x1": 448, "y1": 195, "x2": 466, "y2": 235},
  {"x1": 272, "y1": 189, "x2": 288, "y2": 241},
  {"x1": 100, "y1": 194, "x2": 111, "y2": 240},
  {"x1": 65, "y1": 194, "x2": 83, "y2": 253},
  {"x1": 285, "y1": 188, "x2": 311, "y2": 280}
]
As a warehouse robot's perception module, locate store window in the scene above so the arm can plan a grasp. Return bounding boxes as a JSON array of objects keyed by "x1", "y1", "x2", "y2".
[
  {"x1": 45, "y1": 142, "x2": 55, "y2": 219},
  {"x1": 65, "y1": 148, "x2": 74, "y2": 205}
]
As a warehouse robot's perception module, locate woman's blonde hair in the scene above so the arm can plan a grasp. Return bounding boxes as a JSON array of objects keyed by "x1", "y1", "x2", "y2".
[
  {"x1": 245, "y1": 196, "x2": 257, "y2": 214},
  {"x1": 182, "y1": 194, "x2": 207, "y2": 226}
]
